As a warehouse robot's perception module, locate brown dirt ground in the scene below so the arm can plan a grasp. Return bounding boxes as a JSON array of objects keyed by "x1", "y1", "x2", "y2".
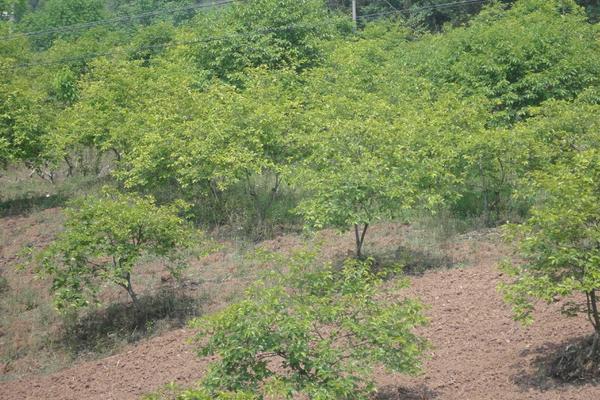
[{"x1": 1, "y1": 224, "x2": 599, "y2": 399}]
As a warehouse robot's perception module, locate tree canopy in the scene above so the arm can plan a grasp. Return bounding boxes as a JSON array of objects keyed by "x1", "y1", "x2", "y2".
[{"x1": 3, "y1": 0, "x2": 600, "y2": 392}]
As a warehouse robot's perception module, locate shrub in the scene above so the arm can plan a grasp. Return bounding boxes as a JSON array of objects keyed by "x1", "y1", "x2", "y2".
[
  {"x1": 501, "y1": 149, "x2": 600, "y2": 375},
  {"x1": 37, "y1": 189, "x2": 195, "y2": 311},
  {"x1": 189, "y1": 251, "x2": 427, "y2": 399}
]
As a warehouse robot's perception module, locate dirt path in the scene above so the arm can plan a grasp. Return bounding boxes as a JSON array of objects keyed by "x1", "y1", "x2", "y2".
[{"x1": 1, "y1": 238, "x2": 599, "y2": 399}]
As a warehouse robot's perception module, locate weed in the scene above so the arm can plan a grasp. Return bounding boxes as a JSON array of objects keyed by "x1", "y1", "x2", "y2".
[
  {"x1": 0, "y1": 275, "x2": 8, "y2": 294},
  {"x1": 0, "y1": 172, "x2": 110, "y2": 218},
  {"x1": 61, "y1": 286, "x2": 203, "y2": 356}
]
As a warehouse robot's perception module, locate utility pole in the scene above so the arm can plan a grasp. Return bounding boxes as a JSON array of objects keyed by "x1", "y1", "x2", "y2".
[{"x1": 352, "y1": 0, "x2": 357, "y2": 30}]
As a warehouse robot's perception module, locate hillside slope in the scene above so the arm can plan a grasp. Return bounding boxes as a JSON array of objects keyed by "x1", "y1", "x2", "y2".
[{"x1": 1, "y1": 230, "x2": 598, "y2": 399}]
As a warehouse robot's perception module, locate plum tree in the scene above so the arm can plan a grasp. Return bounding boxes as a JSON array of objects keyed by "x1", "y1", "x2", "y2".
[
  {"x1": 38, "y1": 189, "x2": 194, "y2": 311},
  {"x1": 501, "y1": 150, "x2": 600, "y2": 371},
  {"x1": 189, "y1": 251, "x2": 427, "y2": 399}
]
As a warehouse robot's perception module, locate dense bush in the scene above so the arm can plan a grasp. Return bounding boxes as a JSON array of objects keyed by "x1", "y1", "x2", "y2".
[
  {"x1": 501, "y1": 151, "x2": 600, "y2": 375},
  {"x1": 1, "y1": 0, "x2": 600, "y2": 389},
  {"x1": 189, "y1": 252, "x2": 427, "y2": 399},
  {"x1": 38, "y1": 189, "x2": 194, "y2": 310}
]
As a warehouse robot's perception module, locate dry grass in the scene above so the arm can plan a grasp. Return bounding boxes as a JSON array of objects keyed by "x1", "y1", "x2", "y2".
[{"x1": 1, "y1": 170, "x2": 479, "y2": 381}]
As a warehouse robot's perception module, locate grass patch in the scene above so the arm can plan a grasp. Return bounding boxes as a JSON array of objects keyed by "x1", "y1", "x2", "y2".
[
  {"x1": 0, "y1": 276, "x2": 206, "y2": 378},
  {"x1": 362, "y1": 211, "x2": 484, "y2": 275},
  {"x1": 0, "y1": 173, "x2": 111, "y2": 217},
  {"x1": 0, "y1": 275, "x2": 8, "y2": 294},
  {"x1": 61, "y1": 286, "x2": 205, "y2": 356}
]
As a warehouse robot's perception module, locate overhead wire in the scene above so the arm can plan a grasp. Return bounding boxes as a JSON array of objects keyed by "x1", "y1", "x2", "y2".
[
  {"x1": 358, "y1": 0, "x2": 487, "y2": 20},
  {"x1": 381, "y1": 0, "x2": 401, "y2": 12},
  {"x1": 4, "y1": 0, "x2": 491, "y2": 70},
  {"x1": 8, "y1": 20, "x2": 330, "y2": 69},
  {"x1": 1, "y1": 0, "x2": 240, "y2": 41}
]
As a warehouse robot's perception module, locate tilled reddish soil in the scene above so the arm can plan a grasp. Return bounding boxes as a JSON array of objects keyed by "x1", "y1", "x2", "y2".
[
  {"x1": 0, "y1": 329, "x2": 207, "y2": 400},
  {"x1": 1, "y1": 233, "x2": 599, "y2": 399},
  {"x1": 375, "y1": 259, "x2": 599, "y2": 399}
]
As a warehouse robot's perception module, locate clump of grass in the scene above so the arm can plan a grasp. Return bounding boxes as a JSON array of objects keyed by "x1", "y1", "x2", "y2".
[
  {"x1": 60, "y1": 286, "x2": 205, "y2": 357},
  {"x1": 0, "y1": 275, "x2": 8, "y2": 294},
  {"x1": 0, "y1": 284, "x2": 63, "y2": 379},
  {"x1": 0, "y1": 173, "x2": 111, "y2": 218},
  {"x1": 364, "y1": 210, "x2": 485, "y2": 275},
  {"x1": 398, "y1": 211, "x2": 484, "y2": 274}
]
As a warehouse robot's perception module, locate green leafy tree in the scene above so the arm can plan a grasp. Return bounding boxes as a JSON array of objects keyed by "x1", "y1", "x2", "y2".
[
  {"x1": 177, "y1": 0, "x2": 345, "y2": 86},
  {"x1": 19, "y1": 0, "x2": 108, "y2": 49},
  {"x1": 118, "y1": 79, "x2": 266, "y2": 192},
  {"x1": 190, "y1": 251, "x2": 427, "y2": 399},
  {"x1": 501, "y1": 150, "x2": 600, "y2": 365},
  {"x1": 400, "y1": 0, "x2": 600, "y2": 126},
  {"x1": 462, "y1": 93, "x2": 600, "y2": 223},
  {"x1": 50, "y1": 57, "x2": 152, "y2": 174},
  {"x1": 0, "y1": 78, "x2": 54, "y2": 171},
  {"x1": 293, "y1": 42, "x2": 470, "y2": 256},
  {"x1": 116, "y1": 67, "x2": 304, "y2": 226},
  {"x1": 38, "y1": 190, "x2": 194, "y2": 311}
]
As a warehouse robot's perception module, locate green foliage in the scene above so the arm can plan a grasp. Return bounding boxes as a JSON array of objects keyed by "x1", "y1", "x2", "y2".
[
  {"x1": 50, "y1": 58, "x2": 153, "y2": 166},
  {"x1": 4, "y1": 0, "x2": 600, "y2": 236},
  {"x1": 513, "y1": 94, "x2": 600, "y2": 167},
  {"x1": 293, "y1": 41, "x2": 477, "y2": 254},
  {"x1": 190, "y1": 252, "x2": 427, "y2": 399},
  {"x1": 358, "y1": 0, "x2": 490, "y2": 31},
  {"x1": 0, "y1": 79, "x2": 52, "y2": 167},
  {"x1": 49, "y1": 67, "x2": 79, "y2": 104},
  {"x1": 118, "y1": 78, "x2": 268, "y2": 192},
  {"x1": 113, "y1": 67, "x2": 304, "y2": 216},
  {"x1": 403, "y1": 0, "x2": 600, "y2": 126},
  {"x1": 178, "y1": 0, "x2": 346, "y2": 85},
  {"x1": 19, "y1": 0, "x2": 108, "y2": 49},
  {"x1": 0, "y1": 20, "x2": 31, "y2": 63},
  {"x1": 37, "y1": 26, "x2": 127, "y2": 72},
  {"x1": 500, "y1": 149, "x2": 600, "y2": 340},
  {"x1": 38, "y1": 189, "x2": 195, "y2": 311},
  {"x1": 128, "y1": 21, "x2": 176, "y2": 63},
  {"x1": 108, "y1": 0, "x2": 182, "y2": 14},
  {"x1": 498, "y1": 89, "x2": 600, "y2": 338}
]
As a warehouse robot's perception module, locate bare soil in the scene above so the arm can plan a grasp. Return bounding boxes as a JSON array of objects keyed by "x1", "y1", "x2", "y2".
[{"x1": 1, "y1": 223, "x2": 599, "y2": 399}]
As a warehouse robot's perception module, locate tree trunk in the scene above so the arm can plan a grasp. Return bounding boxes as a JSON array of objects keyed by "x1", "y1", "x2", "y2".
[
  {"x1": 354, "y1": 223, "x2": 369, "y2": 259},
  {"x1": 587, "y1": 290, "x2": 600, "y2": 358},
  {"x1": 93, "y1": 152, "x2": 102, "y2": 176},
  {"x1": 125, "y1": 273, "x2": 140, "y2": 311},
  {"x1": 479, "y1": 157, "x2": 490, "y2": 226},
  {"x1": 111, "y1": 148, "x2": 122, "y2": 162},
  {"x1": 64, "y1": 156, "x2": 74, "y2": 177}
]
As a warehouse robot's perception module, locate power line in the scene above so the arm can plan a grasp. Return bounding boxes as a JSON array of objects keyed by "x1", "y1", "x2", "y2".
[
  {"x1": 358, "y1": 0, "x2": 487, "y2": 20},
  {"x1": 9, "y1": 20, "x2": 329, "y2": 69},
  {"x1": 382, "y1": 0, "x2": 401, "y2": 12},
  {"x1": 5, "y1": 0, "x2": 492, "y2": 70},
  {"x1": 3, "y1": 0, "x2": 487, "y2": 41},
  {"x1": 1, "y1": 0, "x2": 239, "y2": 41}
]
